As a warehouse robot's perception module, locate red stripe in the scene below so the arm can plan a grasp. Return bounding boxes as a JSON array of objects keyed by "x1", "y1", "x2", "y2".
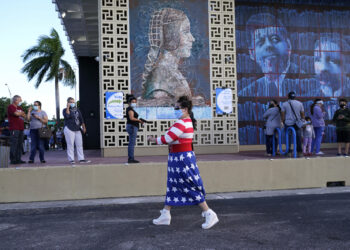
[
  {"x1": 173, "y1": 122, "x2": 186, "y2": 131},
  {"x1": 161, "y1": 136, "x2": 166, "y2": 144},
  {"x1": 183, "y1": 127, "x2": 194, "y2": 133},
  {"x1": 167, "y1": 131, "x2": 179, "y2": 141},
  {"x1": 178, "y1": 138, "x2": 192, "y2": 143}
]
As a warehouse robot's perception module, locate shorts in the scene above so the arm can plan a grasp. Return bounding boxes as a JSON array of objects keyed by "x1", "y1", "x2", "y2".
[{"x1": 336, "y1": 130, "x2": 350, "y2": 143}]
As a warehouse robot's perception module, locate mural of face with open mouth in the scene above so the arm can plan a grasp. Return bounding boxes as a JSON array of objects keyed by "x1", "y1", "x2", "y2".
[{"x1": 251, "y1": 26, "x2": 291, "y2": 75}]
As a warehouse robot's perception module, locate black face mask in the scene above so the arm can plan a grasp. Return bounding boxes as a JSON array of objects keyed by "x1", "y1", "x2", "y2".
[{"x1": 340, "y1": 104, "x2": 346, "y2": 108}]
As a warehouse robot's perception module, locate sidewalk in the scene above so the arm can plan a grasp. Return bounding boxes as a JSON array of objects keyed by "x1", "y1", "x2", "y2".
[
  {"x1": 7, "y1": 148, "x2": 343, "y2": 168},
  {"x1": 1, "y1": 186, "x2": 350, "y2": 214}
]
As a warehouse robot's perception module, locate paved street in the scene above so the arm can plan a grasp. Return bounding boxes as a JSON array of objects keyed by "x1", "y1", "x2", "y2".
[{"x1": 1, "y1": 191, "x2": 350, "y2": 249}]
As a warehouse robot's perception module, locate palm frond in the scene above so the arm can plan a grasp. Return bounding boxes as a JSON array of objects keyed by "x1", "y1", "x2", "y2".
[
  {"x1": 21, "y1": 57, "x2": 51, "y2": 84},
  {"x1": 60, "y1": 59, "x2": 76, "y2": 88}
]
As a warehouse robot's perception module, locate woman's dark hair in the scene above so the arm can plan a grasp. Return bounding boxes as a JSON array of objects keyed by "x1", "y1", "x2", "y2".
[
  {"x1": 34, "y1": 101, "x2": 42, "y2": 107},
  {"x1": 270, "y1": 99, "x2": 281, "y2": 112},
  {"x1": 126, "y1": 94, "x2": 136, "y2": 104},
  {"x1": 339, "y1": 98, "x2": 348, "y2": 104},
  {"x1": 310, "y1": 98, "x2": 322, "y2": 115},
  {"x1": 67, "y1": 97, "x2": 74, "y2": 102},
  {"x1": 177, "y1": 96, "x2": 197, "y2": 130}
]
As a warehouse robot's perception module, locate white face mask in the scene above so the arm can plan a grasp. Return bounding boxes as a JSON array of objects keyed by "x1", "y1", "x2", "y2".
[
  {"x1": 18, "y1": 102, "x2": 23, "y2": 106},
  {"x1": 5, "y1": 120, "x2": 8, "y2": 122},
  {"x1": 130, "y1": 103, "x2": 137, "y2": 108},
  {"x1": 70, "y1": 103, "x2": 76, "y2": 108}
]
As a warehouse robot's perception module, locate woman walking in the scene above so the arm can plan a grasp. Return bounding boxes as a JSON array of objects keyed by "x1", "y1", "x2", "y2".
[
  {"x1": 148, "y1": 96, "x2": 219, "y2": 229},
  {"x1": 263, "y1": 100, "x2": 281, "y2": 156},
  {"x1": 26, "y1": 101, "x2": 48, "y2": 163},
  {"x1": 125, "y1": 94, "x2": 144, "y2": 163},
  {"x1": 310, "y1": 99, "x2": 325, "y2": 155}
]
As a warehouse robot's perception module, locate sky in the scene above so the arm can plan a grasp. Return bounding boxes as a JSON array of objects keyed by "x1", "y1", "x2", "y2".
[{"x1": 0, "y1": 0, "x2": 79, "y2": 119}]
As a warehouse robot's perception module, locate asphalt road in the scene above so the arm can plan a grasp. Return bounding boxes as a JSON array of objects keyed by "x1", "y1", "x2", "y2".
[{"x1": 1, "y1": 192, "x2": 350, "y2": 250}]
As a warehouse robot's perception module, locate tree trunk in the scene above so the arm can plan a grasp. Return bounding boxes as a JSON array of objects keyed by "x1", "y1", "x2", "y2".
[{"x1": 55, "y1": 76, "x2": 60, "y2": 122}]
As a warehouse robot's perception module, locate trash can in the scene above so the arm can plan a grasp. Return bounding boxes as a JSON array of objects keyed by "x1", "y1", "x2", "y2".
[{"x1": 0, "y1": 136, "x2": 10, "y2": 168}]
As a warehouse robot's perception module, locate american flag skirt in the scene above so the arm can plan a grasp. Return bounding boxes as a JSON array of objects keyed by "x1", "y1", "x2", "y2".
[{"x1": 165, "y1": 151, "x2": 206, "y2": 206}]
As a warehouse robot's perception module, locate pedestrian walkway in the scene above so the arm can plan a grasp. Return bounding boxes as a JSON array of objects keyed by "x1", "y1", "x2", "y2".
[{"x1": 8, "y1": 148, "x2": 342, "y2": 168}]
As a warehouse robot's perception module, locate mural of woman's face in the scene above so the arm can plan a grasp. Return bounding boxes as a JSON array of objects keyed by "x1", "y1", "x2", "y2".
[{"x1": 175, "y1": 17, "x2": 195, "y2": 58}]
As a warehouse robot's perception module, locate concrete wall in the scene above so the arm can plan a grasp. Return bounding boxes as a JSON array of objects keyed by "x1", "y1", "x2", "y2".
[
  {"x1": 102, "y1": 145, "x2": 239, "y2": 157},
  {"x1": 1, "y1": 157, "x2": 349, "y2": 203}
]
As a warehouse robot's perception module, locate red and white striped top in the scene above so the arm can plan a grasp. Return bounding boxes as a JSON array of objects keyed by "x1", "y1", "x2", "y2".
[{"x1": 157, "y1": 119, "x2": 193, "y2": 149}]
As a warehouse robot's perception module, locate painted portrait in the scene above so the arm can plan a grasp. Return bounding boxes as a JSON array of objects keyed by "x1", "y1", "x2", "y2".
[
  {"x1": 236, "y1": 0, "x2": 350, "y2": 145},
  {"x1": 129, "y1": 0, "x2": 211, "y2": 119}
]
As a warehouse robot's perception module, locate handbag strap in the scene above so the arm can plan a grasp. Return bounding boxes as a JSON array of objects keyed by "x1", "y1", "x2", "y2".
[{"x1": 288, "y1": 101, "x2": 299, "y2": 122}]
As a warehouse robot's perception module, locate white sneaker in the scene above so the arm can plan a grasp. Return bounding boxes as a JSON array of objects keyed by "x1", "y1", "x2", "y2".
[
  {"x1": 153, "y1": 209, "x2": 171, "y2": 225},
  {"x1": 315, "y1": 151, "x2": 324, "y2": 155},
  {"x1": 201, "y1": 209, "x2": 219, "y2": 229}
]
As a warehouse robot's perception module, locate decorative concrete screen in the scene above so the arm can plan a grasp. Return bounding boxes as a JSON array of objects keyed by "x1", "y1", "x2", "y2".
[{"x1": 99, "y1": 0, "x2": 238, "y2": 156}]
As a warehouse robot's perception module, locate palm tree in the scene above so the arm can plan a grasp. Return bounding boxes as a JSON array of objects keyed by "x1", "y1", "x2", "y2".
[{"x1": 21, "y1": 28, "x2": 76, "y2": 121}]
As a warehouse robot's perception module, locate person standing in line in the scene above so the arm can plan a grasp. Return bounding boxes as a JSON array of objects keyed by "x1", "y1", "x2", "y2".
[
  {"x1": 148, "y1": 96, "x2": 219, "y2": 229},
  {"x1": 310, "y1": 99, "x2": 326, "y2": 155},
  {"x1": 26, "y1": 101, "x2": 48, "y2": 163},
  {"x1": 302, "y1": 117, "x2": 315, "y2": 157},
  {"x1": 63, "y1": 97, "x2": 90, "y2": 164},
  {"x1": 281, "y1": 91, "x2": 305, "y2": 157},
  {"x1": 7, "y1": 95, "x2": 26, "y2": 164},
  {"x1": 125, "y1": 94, "x2": 144, "y2": 163},
  {"x1": 332, "y1": 98, "x2": 350, "y2": 157},
  {"x1": 263, "y1": 100, "x2": 281, "y2": 156}
]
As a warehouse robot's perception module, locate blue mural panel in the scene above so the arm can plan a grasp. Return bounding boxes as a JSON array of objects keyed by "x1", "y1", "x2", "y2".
[{"x1": 236, "y1": 0, "x2": 350, "y2": 145}]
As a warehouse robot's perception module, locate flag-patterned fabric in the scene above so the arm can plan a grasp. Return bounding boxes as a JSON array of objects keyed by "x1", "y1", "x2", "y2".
[
  {"x1": 165, "y1": 151, "x2": 206, "y2": 206},
  {"x1": 156, "y1": 118, "x2": 205, "y2": 206},
  {"x1": 156, "y1": 118, "x2": 193, "y2": 146}
]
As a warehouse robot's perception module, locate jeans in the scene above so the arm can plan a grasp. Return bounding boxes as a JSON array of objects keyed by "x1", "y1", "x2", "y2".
[
  {"x1": 286, "y1": 125, "x2": 302, "y2": 153},
  {"x1": 10, "y1": 130, "x2": 24, "y2": 163},
  {"x1": 311, "y1": 127, "x2": 324, "y2": 153},
  {"x1": 29, "y1": 129, "x2": 45, "y2": 161},
  {"x1": 126, "y1": 124, "x2": 138, "y2": 160},
  {"x1": 265, "y1": 134, "x2": 277, "y2": 154}
]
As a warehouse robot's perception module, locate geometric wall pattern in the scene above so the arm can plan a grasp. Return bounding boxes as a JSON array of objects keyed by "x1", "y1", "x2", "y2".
[{"x1": 99, "y1": 0, "x2": 238, "y2": 149}]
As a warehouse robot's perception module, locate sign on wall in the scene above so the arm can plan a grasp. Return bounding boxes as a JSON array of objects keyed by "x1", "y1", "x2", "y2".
[
  {"x1": 216, "y1": 88, "x2": 233, "y2": 115},
  {"x1": 106, "y1": 92, "x2": 124, "y2": 119}
]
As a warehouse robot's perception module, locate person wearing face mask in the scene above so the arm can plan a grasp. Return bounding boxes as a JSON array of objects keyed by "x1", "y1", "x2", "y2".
[
  {"x1": 332, "y1": 98, "x2": 350, "y2": 157},
  {"x1": 7, "y1": 95, "x2": 26, "y2": 164},
  {"x1": 263, "y1": 100, "x2": 281, "y2": 156},
  {"x1": 26, "y1": 101, "x2": 48, "y2": 163},
  {"x1": 125, "y1": 94, "x2": 144, "y2": 163},
  {"x1": 147, "y1": 96, "x2": 219, "y2": 230},
  {"x1": 0, "y1": 116, "x2": 10, "y2": 137},
  {"x1": 63, "y1": 97, "x2": 90, "y2": 164},
  {"x1": 310, "y1": 99, "x2": 326, "y2": 155}
]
